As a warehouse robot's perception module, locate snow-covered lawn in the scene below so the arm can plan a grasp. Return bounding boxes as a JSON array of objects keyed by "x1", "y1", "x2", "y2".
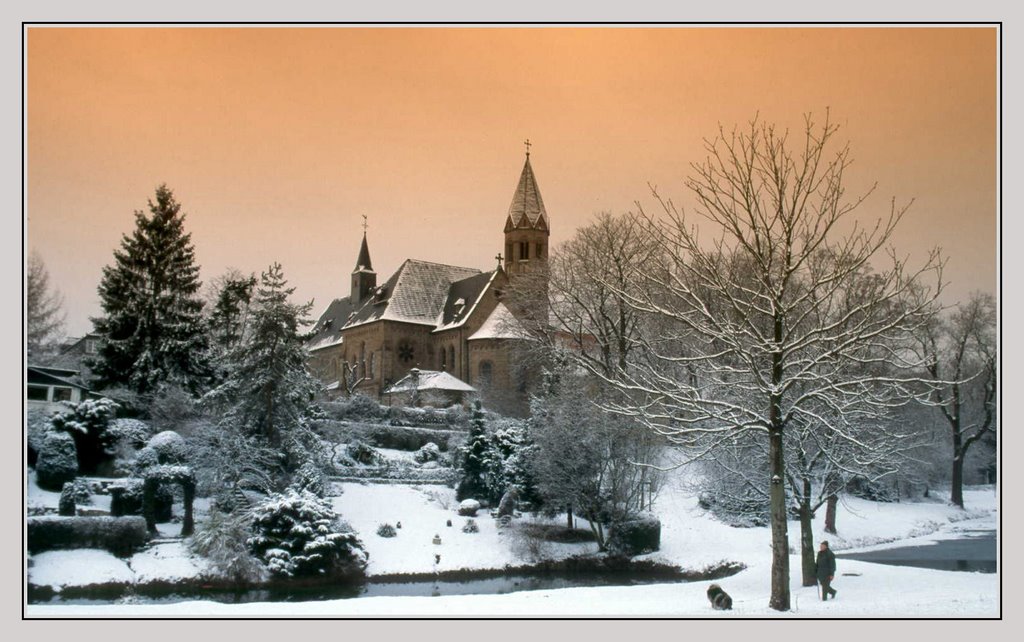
[{"x1": 332, "y1": 483, "x2": 592, "y2": 576}]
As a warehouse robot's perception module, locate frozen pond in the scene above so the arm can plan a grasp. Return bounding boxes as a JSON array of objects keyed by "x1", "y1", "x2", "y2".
[{"x1": 837, "y1": 530, "x2": 996, "y2": 573}]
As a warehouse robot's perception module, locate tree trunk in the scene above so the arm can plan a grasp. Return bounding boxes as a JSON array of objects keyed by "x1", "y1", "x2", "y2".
[
  {"x1": 951, "y1": 449, "x2": 965, "y2": 508},
  {"x1": 142, "y1": 478, "x2": 159, "y2": 535},
  {"x1": 181, "y1": 481, "x2": 195, "y2": 537},
  {"x1": 768, "y1": 316, "x2": 790, "y2": 611},
  {"x1": 768, "y1": 426, "x2": 791, "y2": 610},
  {"x1": 799, "y1": 479, "x2": 816, "y2": 587},
  {"x1": 567, "y1": 505, "x2": 574, "y2": 530},
  {"x1": 824, "y1": 494, "x2": 838, "y2": 534}
]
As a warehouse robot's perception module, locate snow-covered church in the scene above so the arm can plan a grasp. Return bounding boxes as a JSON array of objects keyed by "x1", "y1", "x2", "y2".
[{"x1": 306, "y1": 151, "x2": 550, "y2": 414}]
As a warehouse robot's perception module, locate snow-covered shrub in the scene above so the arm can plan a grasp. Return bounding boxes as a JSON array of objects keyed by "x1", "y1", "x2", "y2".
[
  {"x1": 50, "y1": 397, "x2": 120, "y2": 474},
  {"x1": 133, "y1": 446, "x2": 160, "y2": 473},
  {"x1": 71, "y1": 478, "x2": 92, "y2": 505},
  {"x1": 108, "y1": 418, "x2": 152, "y2": 449},
  {"x1": 413, "y1": 442, "x2": 441, "y2": 464},
  {"x1": 27, "y1": 409, "x2": 52, "y2": 467},
  {"x1": 190, "y1": 508, "x2": 268, "y2": 585},
  {"x1": 345, "y1": 440, "x2": 384, "y2": 466},
  {"x1": 607, "y1": 513, "x2": 661, "y2": 557},
  {"x1": 248, "y1": 489, "x2": 367, "y2": 578},
  {"x1": 27, "y1": 515, "x2": 149, "y2": 556},
  {"x1": 376, "y1": 523, "x2": 397, "y2": 538},
  {"x1": 58, "y1": 482, "x2": 77, "y2": 516},
  {"x1": 360, "y1": 424, "x2": 457, "y2": 452},
  {"x1": 458, "y1": 499, "x2": 480, "y2": 516},
  {"x1": 289, "y1": 460, "x2": 328, "y2": 498},
  {"x1": 322, "y1": 394, "x2": 388, "y2": 421},
  {"x1": 109, "y1": 478, "x2": 173, "y2": 521},
  {"x1": 146, "y1": 430, "x2": 189, "y2": 464},
  {"x1": 35, "y1": 431, "x2": 78, "y2": 491},
  {"x1": 461, "y1": 519, "x2": 479, "y2": 534}
]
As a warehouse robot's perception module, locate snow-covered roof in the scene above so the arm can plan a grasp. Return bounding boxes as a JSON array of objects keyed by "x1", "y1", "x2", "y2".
[
  {"x1": 467, "y1": 303, "x2": 532, "y2": 341},
  {"x1": 345, "y1": 259, "x2": 482, "y2": 330},
  {"x1": 433, "y1": 270, "x2": 499, "y2": 332},
  {"x1": 383, "y1": 369, "x2": 476, "y2": 394}
]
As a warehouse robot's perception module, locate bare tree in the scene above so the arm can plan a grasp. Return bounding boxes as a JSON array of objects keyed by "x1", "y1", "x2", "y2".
[
  {"x1": 919, "y1": 292, "x2": 996, "y2": 508},
  {"x1": 27, "y1": 250, "x2": 66, "y2": 358},
  {"x1": 504, "y1": 211, "x2": 663, "y2": 382},
  {"x1": 595, "y1": 113, "x2": 942, "y2": 610}
]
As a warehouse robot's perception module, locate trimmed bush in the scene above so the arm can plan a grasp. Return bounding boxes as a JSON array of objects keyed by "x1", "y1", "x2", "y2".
[
  {"x1": 35, "y1": 431, "x2": 79, "y2": 491},
  {"x1": 457, "y1": 499, "x2": 480, "y2": 516},
  {"x1": 345, "y1": 440, "x2": 384, "y2": 466},
  {"x1": 376, "y1": 523, "x2": 397, "y2": 538},
  {"x1": 109, "y1": 478, "x2": 173, "y2": 521},
  {"x1": 362, "y1": 424, "x2": 458, "y2": 452},
  {"x1": 146, "y1": 431, "x2": 188, "y2": 464},
  {"x1": 413, "y1": 442, "x2": 441, "y2": 464},
  {"x1": 27, "y1": 516, "x2": 149, "y2": 556},
  {"x1": 607, "y1": 513, "x2": 661, "y2": 557},
  {"x1": 27, "y1": 409, "x2": 52, "y2": 467},
  {"x1": 462, "y1": 519, "x2": 479, "y2": 534},
  {"x1": 58, "y1": 483, "x2": 77, "y2": 516},
  {"x1": 248, "y1": 489, "x2": 368, "y2": 578}
]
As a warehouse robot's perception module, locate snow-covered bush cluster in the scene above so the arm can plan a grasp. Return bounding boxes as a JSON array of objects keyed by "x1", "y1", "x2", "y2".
[
  {"x1": 344, "y1": 440, "x2": 385, "y2": 466},
  {"x1": 413, "y1": 442, "x2": 441, "y2": 464},
  {"x1": 461, "y1": 519, "x2": 479, "y2": 534},
  {"x1": 35, "y1": 431, "x2": 78, "y2": 491},
  {"x1": 321, "y1": 394, "x2": 389, "y2": 422},
  {"x1": 49, "y1": 398, "x2": 120, "y2": 474},
  {"x1": 457, "y1": 499, "x2": 480, "y2": 516},
  {"x1": 107, "y1": 418, "x2": 153, "y2": 450},
  {"x1": 146, "y1": 431, "x2": 189, "y2": 464},
  {"x1": 247, "y1": 489, "x2": 367, "y2": 578},
  {"x1": 607, "y1": 513, "x2": 661, "y2": 556},
  {"x1": 376, "y1": 523, "x2": 397, "y2": 538}
]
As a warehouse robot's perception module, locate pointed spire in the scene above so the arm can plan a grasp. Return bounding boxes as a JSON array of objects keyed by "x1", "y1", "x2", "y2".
[
  {"x1": 355, "y1": 231, "x2": 373, "y2": 272},
  {"x1": 506, "y1": 153, "x2": 548, "y2": 229}
]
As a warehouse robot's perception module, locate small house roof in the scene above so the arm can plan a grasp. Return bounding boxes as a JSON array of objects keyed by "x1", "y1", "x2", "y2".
[{"x1": 383, "y1": 369, "x2": 477, "y2": 394}]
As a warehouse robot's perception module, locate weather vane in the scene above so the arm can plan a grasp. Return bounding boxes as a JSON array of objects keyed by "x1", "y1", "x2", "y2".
[
  {"x1": 524, "y1": 138, "x2": 531, "y2": 157},
  {"x1": 362, "y1": 214, "x2": 368, "y2": 234}
]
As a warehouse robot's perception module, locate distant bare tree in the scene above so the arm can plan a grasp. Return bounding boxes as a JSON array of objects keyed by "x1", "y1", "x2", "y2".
[
  {"x1": 27, "y1": 250, "x2": 66, "y2": 358},
  {"x1": 595, "y1": 113, "x2": 943, "y2": 610},
  {"x1": 919, "y1": 292, "x2": 996, "y2": 508}
]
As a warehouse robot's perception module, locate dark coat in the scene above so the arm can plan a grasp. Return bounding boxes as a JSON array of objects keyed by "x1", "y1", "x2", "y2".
[{"x1": 815, "y1": 547, "x2": 837, "y2": 579}]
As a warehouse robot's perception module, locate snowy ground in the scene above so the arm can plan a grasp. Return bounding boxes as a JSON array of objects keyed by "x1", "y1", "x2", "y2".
[{"x1": 26, "y1": 468, "x2": 998, "y2": 616}]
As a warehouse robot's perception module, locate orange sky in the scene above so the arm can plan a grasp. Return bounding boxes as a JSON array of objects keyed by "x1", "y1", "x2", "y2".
[{"x1": 26, "y1": 27, "x2": 997, "y2": 337}]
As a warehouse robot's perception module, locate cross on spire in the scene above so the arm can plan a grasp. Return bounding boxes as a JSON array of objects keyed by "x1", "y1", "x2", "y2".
[
  {"x1": 495, "y1": 252, "x2": 504, "y2": 267},
  {"x1": 524, "y1": 138, "x2": 531, "y2": 157}
]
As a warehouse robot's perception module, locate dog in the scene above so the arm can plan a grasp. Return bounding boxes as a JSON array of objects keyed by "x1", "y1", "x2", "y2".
[{"x1": 707, "y1": 583, "x2": 733, "y2": 610}]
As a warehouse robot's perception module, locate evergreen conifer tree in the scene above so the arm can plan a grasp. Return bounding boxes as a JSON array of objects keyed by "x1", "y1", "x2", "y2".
[
  {"x1": 203, "y1": 263, "x2": 321, "y2": 453},
  {"x1": 91, "y1": 184, "x2": 209, "y2": 394},
  {"x1": 457, "y1": 401, "x2": 490, "y2": 500}
]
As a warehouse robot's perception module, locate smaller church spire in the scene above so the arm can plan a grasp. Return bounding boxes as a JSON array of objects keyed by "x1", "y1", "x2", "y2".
[{"x1": 355, "y1": 217, "x2": 373, "y2": 272}]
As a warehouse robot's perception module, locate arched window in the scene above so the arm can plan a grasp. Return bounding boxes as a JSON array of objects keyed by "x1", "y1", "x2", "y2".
[
  {"x1": 448, "y1": 346, "x2": 456, "y2": 373},
  {"x1": 369, "y1": 352, "x2": 376, "y2": 380},
  {"x1": 440, "y1": 347, "x2": 447, "y2": 371},
  {"x1": 479, "y1": 360, "x2": 493, "y2": 386}
]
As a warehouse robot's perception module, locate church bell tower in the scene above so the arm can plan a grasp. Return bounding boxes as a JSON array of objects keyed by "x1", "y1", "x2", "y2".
[{"x1": 503, "y1": 141, "x2": 550, "y2": 276}]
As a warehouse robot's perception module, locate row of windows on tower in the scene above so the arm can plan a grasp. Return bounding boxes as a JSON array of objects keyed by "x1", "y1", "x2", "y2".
[{"x1": 507, "y1": 242, "x2": 545, "y2": 262}]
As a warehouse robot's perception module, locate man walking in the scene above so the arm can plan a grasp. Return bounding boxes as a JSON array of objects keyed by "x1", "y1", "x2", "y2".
[{"x1": 816, "y1": 541, "x2": 838, "y2": 601}]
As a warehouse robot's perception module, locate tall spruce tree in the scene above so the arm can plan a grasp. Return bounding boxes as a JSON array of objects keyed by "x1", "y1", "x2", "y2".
[
  {"x1": 91, "y1": 184, "x2": 209, "y2": 394},
  {"x1": 203, "y1": 263, "x2": 321, "y2": 452}
]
